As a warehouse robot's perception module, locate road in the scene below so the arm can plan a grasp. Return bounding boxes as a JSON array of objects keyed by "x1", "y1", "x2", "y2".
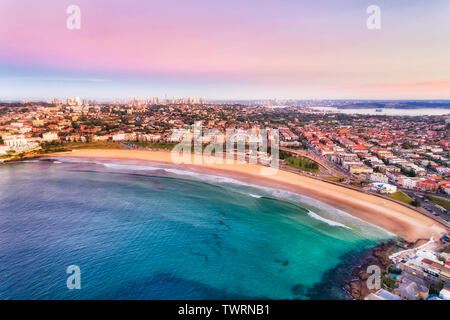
[
  {"x1": 280, "y1": 147, "x2": 351, "y2": 178},
  {"x1": 401, "y1": 189, "x2": 450, "y2": 222}
]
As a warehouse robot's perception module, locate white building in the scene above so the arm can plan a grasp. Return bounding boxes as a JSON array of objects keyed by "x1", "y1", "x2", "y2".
[
  {"x1": 111, "y1": 133, "x2": 137, "y2": 142},
  {"x1": 169, "y1": 129, "x2": 190, "y2": 143},
  {"x1": 93, "y1": 135, "x2": 109, "y2": 142},
  {"x1": 141, "y1": 134, "x2": 161, "y2": 142},
  {"x1": 370, "y1": 172, "x2": 389, "y2": 183},
  {"x1": 369, "y1": 183, "x2": 397, "y2": 194},
  {"x1": 399, "y1": 177, "x2": 422, "y2": 189},
  {"x1": 439, "y1": 287, "x2": 450, "y2": 300},
  {"x1": 436, "y1": 167, "x2": 450, "y2": 175},
  {"x1": 3, "y1": 135, "x2": 40, "y2": 152},
  {"x1": 0, "y1": 144, "x2": 10, "y2": 155},
  {"x1": 42, "y1": 132, "x2": 59, "y2": 142},
  {"x1": 3, "y1": 135, "x2": 28, "y2": 148},
  {"x1": 18, "y1": 126, "x2": 32, "y2": 134},
  {"x1": 444, "y1": 186, "x2": 450, "y2": 195},
  {"x1": 10, "y1": 122, "x2": 23, "y2": 128},
  {"x1": 111, "y1": 133, "x2": 126, "y2": 141}
]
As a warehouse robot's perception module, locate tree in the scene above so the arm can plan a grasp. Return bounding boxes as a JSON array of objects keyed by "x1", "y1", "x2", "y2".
[
  {"x1": 401, "y1": 142, "x2": 412, "y2": 149},
  {"x1": 411, "y1": 200, "x2": 420, "y2": 207}
]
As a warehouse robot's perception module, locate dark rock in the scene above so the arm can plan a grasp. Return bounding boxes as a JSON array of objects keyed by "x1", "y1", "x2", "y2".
[{"x1": 292, "y1": 284, "x2": 307, "y2": 296}]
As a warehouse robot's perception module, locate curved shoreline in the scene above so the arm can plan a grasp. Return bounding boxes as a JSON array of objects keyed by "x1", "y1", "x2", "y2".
[{"x1": 47, "y1": 149, "x2": 447, "y2": 242}]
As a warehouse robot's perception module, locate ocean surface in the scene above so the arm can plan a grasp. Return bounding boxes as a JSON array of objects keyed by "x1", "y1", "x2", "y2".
[
  {"x1": 311, "y1": 107, "x2": 450, "y2": 116},
  {"x1": 0, "y1": 159, "x2": 393, "y2": 300}
]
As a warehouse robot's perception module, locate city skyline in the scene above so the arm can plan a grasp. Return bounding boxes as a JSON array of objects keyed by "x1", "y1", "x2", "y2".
[{"x1": 1, "y1": 0, "x2": 450, "y2": 100}]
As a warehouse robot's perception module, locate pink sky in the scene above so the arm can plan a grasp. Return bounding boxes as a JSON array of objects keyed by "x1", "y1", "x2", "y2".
[{"x1": 1, "y1": 0, "x2": 450, "y2": 99}]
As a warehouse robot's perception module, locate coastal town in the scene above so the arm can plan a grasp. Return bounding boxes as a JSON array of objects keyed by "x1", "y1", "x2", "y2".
[
  {"x1": 1, "y1": 98, "x2": 449, "y2": 300},
  {"x1": 2, "y1": 98, "x2": 449, "y2": 194},
  {"x1": 1, "y1": 99, "x2": 449, "y2": 202},
  {"x1": 361, "y1": 232, "x2": 450, "y2": 301}
]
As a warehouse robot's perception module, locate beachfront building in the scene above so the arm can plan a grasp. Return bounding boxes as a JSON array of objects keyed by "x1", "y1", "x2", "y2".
[
  {"x1": 111, "y1": 133, "x2": 137, "y2": 142},
  {"x1": 93, "y1": 135, "x2": 110, "y2": 142},
  {"x1": 2, "y1": 134, "x2": 40, "y2": 152},
  {"x1": 365, "y1": 289, "x2": 403, "y2": 300},
  {"x1": 445, "y1": 185, "x2": 450, "y2": 195},
  {"x1": 393, "y1": 276, "x2": 429, "y2": 300},
  {"x1": 0, "y1": 144, "x2": 10, "y2": 155},
  {"x1": 280, "y1": 141, "x2": 301, "y2": 147},
  {"x1": 3, "y1": 134, "x2": 28, "y2": 148},
  {"x1": 139, "y1": 134, "x2": 162, "y2": 142},
  {"x1": 369, "y1": 172, "x2": 389, "y2": 184},
  {"x1": 439, "y1": 284, "x2": 450, "y2": 300},
  {"x1": 416, "y1": 180, "x2": 439, "y2": 193},
  {"x1": 169, "y1": 129, "x2": 189, "y2": 143},
  {"x1": 369, "y1": 183, "x2": 397, "y2": 194},
  {"x1": 398, "y1": 250, "x2": 450, "y2": 284},
  {"x1": 42, "y1": 132, "x2": 59, "y2": 142},
  {"x1": 348, "y1": 164, "x2": 373, "y2": 174},
  {"x1": 111, "y1": 133, "x2": 125, "y2": 141},
  {"x1": 397, "y1": 177, "x2": 422, "y2": 190}
]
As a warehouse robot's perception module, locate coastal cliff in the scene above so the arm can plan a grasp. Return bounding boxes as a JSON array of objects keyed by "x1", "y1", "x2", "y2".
[{"x1": 346, "y1": 241, "x2": 404, "y2": 300}]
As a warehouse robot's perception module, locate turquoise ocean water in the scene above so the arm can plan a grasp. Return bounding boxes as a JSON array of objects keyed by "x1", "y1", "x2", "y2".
[{"x1": 0, "y1": 159, "x2": 393, "y2": 299}]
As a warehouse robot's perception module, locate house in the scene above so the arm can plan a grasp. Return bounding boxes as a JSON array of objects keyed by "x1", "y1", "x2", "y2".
[
  {"x1": 445, "y1": 186, "x2": 450, "y2": 195},
  {"x1": 3, "y1": 134, "x2": 39, "y2": 152},
  {"x1": 42, "y1": 132, "x2": 59, "y2": 142},
  {"x1": 400, "y1": 251, "x2": 450, "y2": 283},
  {"x1": 398, "y1": 177, "x2": 423, "y2": 190},
  {"x1": 365, "y1": 289, "x2": 403, "y2": 300},
  {"x1": 394, "y1": 277, "x2": 429, "y2": 300},
  {"x1": 436, "y1": 167, "x2": 450, "y2": 175},
  {"x1": 439, "y1": 284, "x2": 450, "y2": 300},
  {"x1": 111, "y1": 133, "x2": 126, "y2": 141},
  {"x1": 369, "y1": 183, "x2": 397, "y2": 194},
  {"x1": 0, "y1": 144, "x2": 10, "y2": 155},
  {"x1": 416, "y1": 180, "x2": 439, "y2": 193},
  {"x1": 3, "y1": 134, "x2": 28, "y2": 148},
  {"x1": 384, "y1": 165, "x2": 401, "y2": 173},
  {"x1": 370, "y1": 172, "x2": 389, "y2": 184},
  {"x1": 348, "y1": 164, "x2": 373, "y2": 174},
  {"x1": 93, "y1": 135, "x2": 109, "y2": 142}
]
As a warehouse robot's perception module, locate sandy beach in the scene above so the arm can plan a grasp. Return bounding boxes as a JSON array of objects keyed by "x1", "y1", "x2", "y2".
[{"x1": 50, "y1": 149, "x2": 447, "y2": 242}]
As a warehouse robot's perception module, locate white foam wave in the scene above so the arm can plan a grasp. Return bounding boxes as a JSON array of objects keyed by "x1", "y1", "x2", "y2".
[
  {"x1": 307, "y1": 211, "x2": 351, "y2": 229},
  {"x1": 102, "y1": 163, "x2": 163, "y2": 171},
  {"x1": 248, "y1": 193, "x2": 263, "y2": 198},
  {"x1": 164, "y1": 168, "x2": 252, "y2": 187},
  {"x1": 50, "y1": 157, "x2": 393, "y2": 237}
]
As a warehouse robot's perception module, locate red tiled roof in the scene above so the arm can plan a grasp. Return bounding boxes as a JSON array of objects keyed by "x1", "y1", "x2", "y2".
[
  {"x1": 418, "y1": 180, "x2": 438, "y2": 185},
  {"x1": 422, "y1": 258, "x2": 434, "y2": 265}
]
